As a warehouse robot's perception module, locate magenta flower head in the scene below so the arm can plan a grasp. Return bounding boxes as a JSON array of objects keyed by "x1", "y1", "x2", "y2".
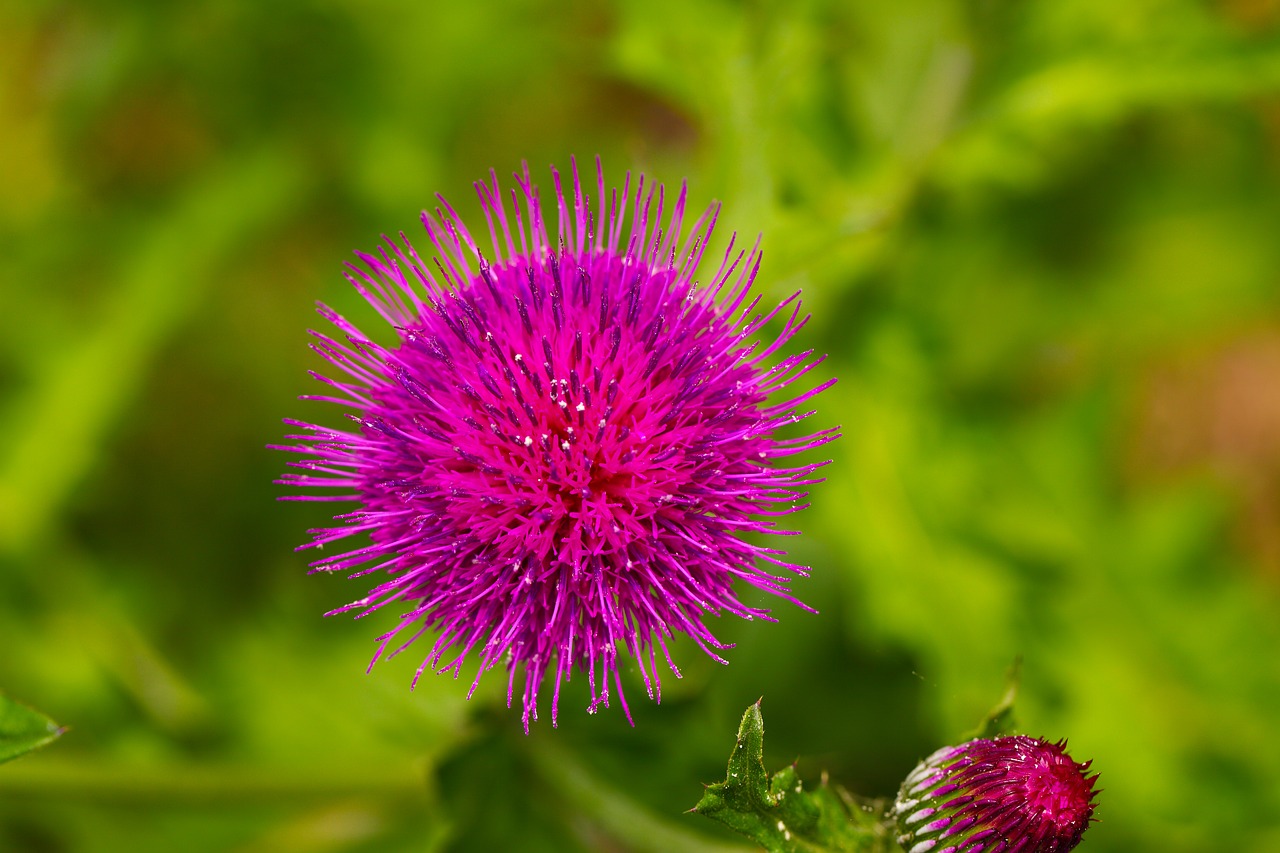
[
  {"x1": 893, "y1": 735, "x2": 1099, "y2": 853},
  {"x1": 275, "y1": 158, "x2": 837, "y2": 730}
]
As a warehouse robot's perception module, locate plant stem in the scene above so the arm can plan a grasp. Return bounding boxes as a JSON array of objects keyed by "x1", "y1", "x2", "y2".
[
  {"x1": 0, "y1": 758, "x2": 426, "y2": 807},
  {"x1": 525, "y1": 738, "x2": 755, "y2": 853}
]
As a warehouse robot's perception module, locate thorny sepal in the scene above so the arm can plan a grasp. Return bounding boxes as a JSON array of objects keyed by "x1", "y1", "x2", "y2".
[
  {"x1": 0, "y1": 692, "x2": 64, "y2": 765},
  {"x1": 693, "y1": 700, "x2": 896, "y2": 853}
]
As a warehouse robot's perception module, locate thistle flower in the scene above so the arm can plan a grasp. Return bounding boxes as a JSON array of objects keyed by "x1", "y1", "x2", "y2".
[
  {"x1": 893, "y1": 736, "x2": 1099, "y2": 853},
  {"x1": 276, "y1": 158, "x2": 836, "y2": 729}
]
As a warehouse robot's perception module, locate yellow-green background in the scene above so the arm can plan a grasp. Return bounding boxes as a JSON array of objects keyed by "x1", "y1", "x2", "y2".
[{"x1": 3, "y1": 1, "x2": 1280, "y2": 850}]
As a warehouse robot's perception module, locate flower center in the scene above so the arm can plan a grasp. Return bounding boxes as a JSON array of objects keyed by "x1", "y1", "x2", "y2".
[{"x1": 1022, "y1": 760, "x2": 1092, "y2": 833}]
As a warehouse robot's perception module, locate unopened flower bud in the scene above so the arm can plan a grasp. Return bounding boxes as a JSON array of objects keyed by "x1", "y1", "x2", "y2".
[{"x1": 893, "y1": 735, "x2": 1098, "y2": 853}]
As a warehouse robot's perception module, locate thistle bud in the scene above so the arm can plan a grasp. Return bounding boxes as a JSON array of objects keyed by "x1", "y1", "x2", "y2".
[{"x1": 893, "y1": 735, "x2": 1098, "y2": 853}]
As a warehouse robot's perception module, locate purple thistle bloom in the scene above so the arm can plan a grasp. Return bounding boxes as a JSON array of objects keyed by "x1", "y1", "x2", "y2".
[
  {"x1": 893, "y1": 736, "x2": 1099, "y2": 853},
  {"x1": 275, "y1": 158, "x2": 837, "y2": 730}
]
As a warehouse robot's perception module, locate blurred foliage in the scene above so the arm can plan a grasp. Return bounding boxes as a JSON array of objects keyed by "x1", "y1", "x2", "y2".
[{"x1": 2, "y1": 0, "x2": 1280, "y2": 850}]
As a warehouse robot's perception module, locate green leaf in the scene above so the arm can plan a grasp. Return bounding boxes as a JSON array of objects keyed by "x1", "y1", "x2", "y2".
[
  {"x1": 0, "y1": 693, "x2": 63, "y2": 765},
  {"x1": 963, "y1": 661, "x2": 1021, "y2": 741},
  {"x1": 693, "y1": 701, "x2": 895, "y2": 853}
]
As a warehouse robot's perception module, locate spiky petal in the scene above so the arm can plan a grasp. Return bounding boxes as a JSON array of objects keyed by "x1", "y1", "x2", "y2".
[
  {"x1": 275, "y1": 158, "x2": 837, "y2": 730},
  {"x1": 893, "y1": 736, "x2": 1099, "y2": 853}
]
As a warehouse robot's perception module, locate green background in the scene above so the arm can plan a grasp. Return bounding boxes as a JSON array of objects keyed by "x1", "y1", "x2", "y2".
[{"x1": 3, "y1": 0, "x2": 1280, "y2": 850}]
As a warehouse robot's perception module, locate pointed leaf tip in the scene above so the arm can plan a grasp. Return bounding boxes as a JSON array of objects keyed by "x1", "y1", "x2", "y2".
[
  {"x1": 965, "y1": 659, "x2": 1022, "y2": 741},
  {"x1": 0, "y1": 693, "x2": 64, "y2": 765},
  {"x1": 694, "y1": 702, "x2": 892, "y2": 852}
]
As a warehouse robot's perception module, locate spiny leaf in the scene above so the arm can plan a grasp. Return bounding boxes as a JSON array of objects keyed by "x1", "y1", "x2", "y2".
[
  {"x1": 0, "y1": 693, "x2": 63, "y2": 765},
  {"x1": 693, "y1": 701, "x2": 893, "y2": 853}
]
